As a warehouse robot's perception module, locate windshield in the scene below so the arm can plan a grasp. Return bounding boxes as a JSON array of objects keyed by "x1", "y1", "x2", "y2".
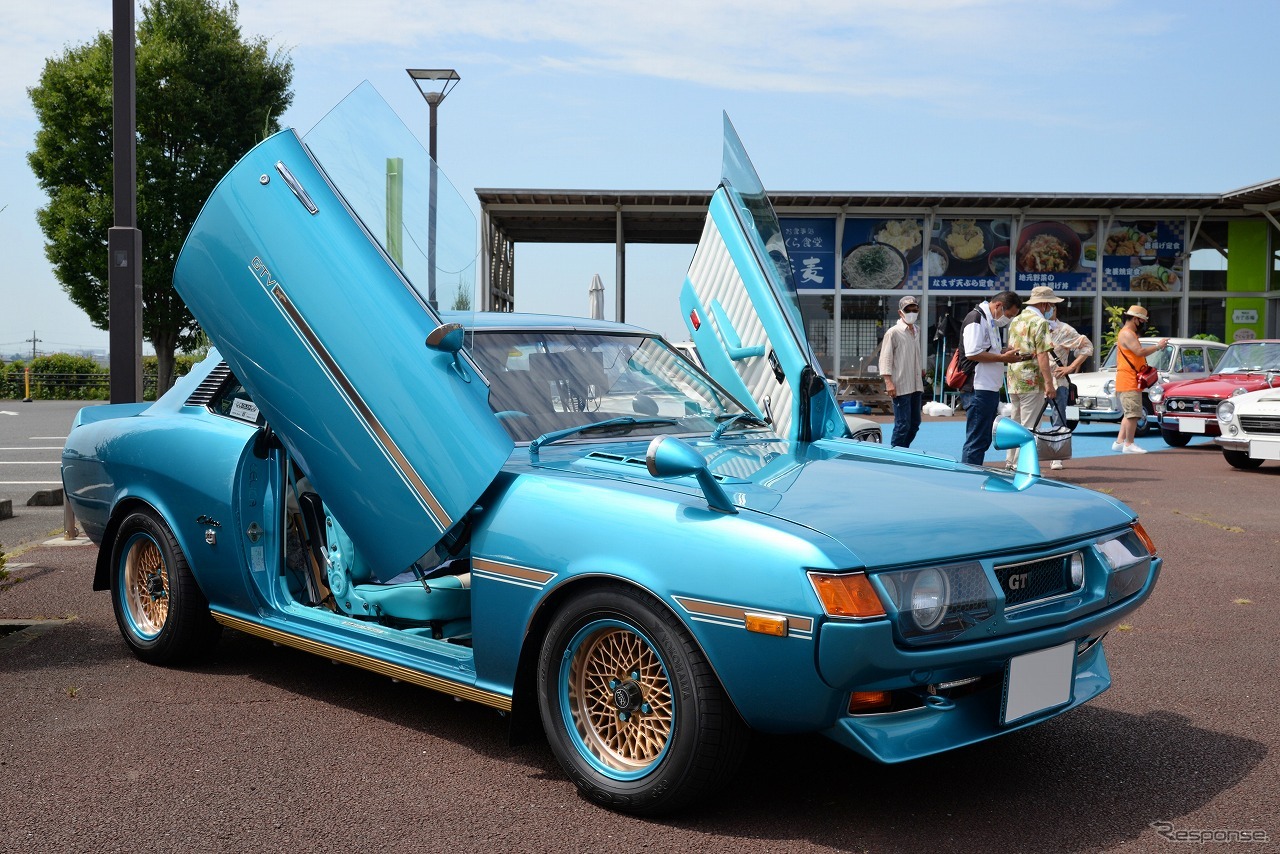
[
  {"x1": 467, "y1": 330, "x2": 752, "y2": 443},
  {"x1": 1102, "y1": 342, "x2": 1173, "y2": 372},
  {"x1": 303, "y1": 81, "x2": 476, "y2": 320},
  {"x1": 1214, "y1": 341, "x2": 1280, "y2": 373}
]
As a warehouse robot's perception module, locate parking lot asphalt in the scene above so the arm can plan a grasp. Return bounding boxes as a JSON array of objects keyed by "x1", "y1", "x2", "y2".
[{"x1": 2, "y1": 420, "x2": 1278, "y2": 853}]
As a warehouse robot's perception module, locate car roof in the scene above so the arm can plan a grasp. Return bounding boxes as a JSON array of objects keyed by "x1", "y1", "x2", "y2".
[
  {"x1": 1134, "y1": 337, "x2": 1229, "y2": 348},
  {"x1": 439, "y1": 310, "x2": 654, "y2": 336}
]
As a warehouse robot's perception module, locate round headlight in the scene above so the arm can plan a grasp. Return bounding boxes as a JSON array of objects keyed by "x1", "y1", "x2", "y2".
[
  {"x1": 1102, "y1": 379, "x2": 1116, "y2": 396},
  {"x1": 1070, "y1": 552, "x2": 1085, "y2": 588},
  {"x1": 1217, "y1": 400, "x2": 1235, "y2": 423},
  {"x1": 909, "y1": 568, "x2": 950, "y2": 631},
  {"x1": 1148, "y1": 384, "x2": 1164, "y2": 404},
  {"x1": 1232, "y1": 387, "x2": 1248, "y2": 397}
]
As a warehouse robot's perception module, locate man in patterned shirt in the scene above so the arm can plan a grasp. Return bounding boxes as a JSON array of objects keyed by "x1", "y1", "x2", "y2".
[{"x1": 1004, "y1": 286, "x2": 1060, "y2": 468}]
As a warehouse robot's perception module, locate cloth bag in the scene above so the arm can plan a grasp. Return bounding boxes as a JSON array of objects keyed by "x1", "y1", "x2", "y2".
[{"x1": 1033, "y1": 399, "x2": 1073, "y2": 461}]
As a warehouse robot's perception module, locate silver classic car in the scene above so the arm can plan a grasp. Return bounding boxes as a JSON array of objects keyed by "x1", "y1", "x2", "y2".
[{"x1": 1072, "y1": 338, "x2": 1227, "y2": 431}]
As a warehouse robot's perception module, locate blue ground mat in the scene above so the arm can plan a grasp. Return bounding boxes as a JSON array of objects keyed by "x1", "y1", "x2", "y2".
[{"x1": 857, "y1": 417, "x2": 1216, "y2": 463}]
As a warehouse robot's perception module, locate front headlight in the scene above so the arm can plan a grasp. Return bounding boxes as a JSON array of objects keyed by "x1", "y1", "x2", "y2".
[
  {"x1": 1103, "y1": 379, "x2": 1116, "y2": 396},
  {"x1": 1217, "y1": 400, "x2": 1235, "y2": 424},
  {"x1": 909, "y1": 568, "x2": 949, "y2": 631},
  {"x1": 1148, "y1": 384, "x2": 1164, "y2": 404},
  {"x1": 877, "y1": 562, "x2": 995, "y2": 645},
  {"x1": 1097, "y1": 526, "x2": 1156, "y2": 603}
]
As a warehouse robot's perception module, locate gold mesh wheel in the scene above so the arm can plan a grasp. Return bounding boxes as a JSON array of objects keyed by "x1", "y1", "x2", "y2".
[
  {"x1": 123, "y1": 535, "x2": 170, "y2": 637},
  {"x1": 567, "y1": 623, "x2": 674, "y2": 773}
]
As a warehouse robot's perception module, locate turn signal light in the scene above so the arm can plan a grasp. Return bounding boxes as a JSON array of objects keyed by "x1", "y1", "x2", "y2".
[
  {"x1": 1132, "y1": 522, "x2": 1158, "y2": 556},
  {"x1": 808, "y1": 572, "x2": 886, "y2": 619},
  {"x1": 744, "y1": 613, "x2": 788, "y2": 637},
  {"x1": 848, "y1": 691, "x2": 893, "y2": 713}
]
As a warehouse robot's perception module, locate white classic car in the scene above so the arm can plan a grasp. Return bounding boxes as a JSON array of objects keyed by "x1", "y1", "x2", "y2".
[
  {"x1": 1073, "y1": 338, "x2": 1227, "y2": 432},
  {"x1": 1215, "y1": 384, "x2": 1280, "y2": 469}
]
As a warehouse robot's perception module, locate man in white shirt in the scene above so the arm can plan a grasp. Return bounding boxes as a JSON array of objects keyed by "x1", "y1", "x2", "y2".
[
  {"x1": 879, "y1": 295, "x2": 927, "y2": 448},
  {"x1": 960, "y1": 291, "x2": 1024, "y2": 466}
]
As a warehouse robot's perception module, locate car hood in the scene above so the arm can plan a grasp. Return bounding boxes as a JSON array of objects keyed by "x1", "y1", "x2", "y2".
[
  {"x1": 526, "y1": 436, "x2": 1134, "y2": 568},
  {"x1": 1163, "y1": 373, "x2": 1278, "y2": 398}
]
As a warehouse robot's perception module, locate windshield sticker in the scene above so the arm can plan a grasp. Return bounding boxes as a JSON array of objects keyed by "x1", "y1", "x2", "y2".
[{"x1": 229, "y1": 398, "x2": 261, "y2": 422}]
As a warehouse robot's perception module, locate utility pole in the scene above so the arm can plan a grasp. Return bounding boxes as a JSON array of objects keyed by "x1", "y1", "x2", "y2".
[
  {"x1": 27, "y1": 331, "x2": 41, "y2": 360},
  {"x1": 110, "y1": 0, "x2": 143, "y2": 402}
]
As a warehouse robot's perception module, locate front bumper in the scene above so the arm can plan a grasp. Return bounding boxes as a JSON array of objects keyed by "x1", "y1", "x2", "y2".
[
  {"x1": 1076, "y1": 394, "x2": 1121, "y2": 422},
  {"x1": 815, "y1": 556, "x2": 1161, "y2": 763},
  {"x1": 1156, "y1": 413, "x2": 1220, "y2": 436}
]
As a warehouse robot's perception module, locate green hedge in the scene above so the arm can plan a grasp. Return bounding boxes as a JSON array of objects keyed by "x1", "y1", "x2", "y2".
[{"x1": 1, "y1": 354, "x2": 200, "y2": 401}]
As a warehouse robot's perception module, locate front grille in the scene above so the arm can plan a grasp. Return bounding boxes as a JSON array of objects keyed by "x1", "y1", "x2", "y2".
[
  {"x1": 1241, "y1": 414, "x2": 1280, "y2": 435},
  {"x1": 1165, "y1": 397, "x2": 1221, "y2": 414},
  {"x1": 994, "y1": 553, "x2": 1077, "y2": 608}
]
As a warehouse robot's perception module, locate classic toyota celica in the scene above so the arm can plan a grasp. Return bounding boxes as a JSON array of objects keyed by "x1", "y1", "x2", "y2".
[{"x1": 62, "y1": 82, "x2": 1162, "y2": 814}]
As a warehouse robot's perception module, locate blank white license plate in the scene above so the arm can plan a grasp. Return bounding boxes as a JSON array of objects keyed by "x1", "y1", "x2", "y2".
[
  {"x1": 1001, "y1": 641, "x2": 1076, "y2": 725},
  {"x1": 1178, "y1": 417, "x2": 1207, "y2": 434},
  {"x1": 1065, "y1": 405, "x2": 1080, "y2": 421},
  {"x1": 1251, "y1": 441, "x2": 1280, "y2": 460}
]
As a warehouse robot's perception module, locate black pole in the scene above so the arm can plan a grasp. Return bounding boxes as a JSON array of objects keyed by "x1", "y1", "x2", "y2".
[
  {"x1": 109, "y1": 0, "x2": 143, "y2": 403},
  {"x1": 427, "y1": 99, "x2": 438, "y2": 310}
]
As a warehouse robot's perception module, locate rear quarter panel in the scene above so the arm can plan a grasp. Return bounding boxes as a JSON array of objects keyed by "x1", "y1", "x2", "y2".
[{"x1": 62, "y1": 406, "x2": 257, "y2": 598}]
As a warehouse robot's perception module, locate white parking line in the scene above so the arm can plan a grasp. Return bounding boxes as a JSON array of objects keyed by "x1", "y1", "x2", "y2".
[
  {"x1": 0, "y1": 481, "x2": 63, "y2": 485},
  {"x1": 0, "y1": 462, "x2": 62, "y2": 465},
  {"x1": 31, "y1": 436, "x2": 68, "y2": 440},
  {"x1": 0, "y1": 447, "x2": 64, "y2": 451}
]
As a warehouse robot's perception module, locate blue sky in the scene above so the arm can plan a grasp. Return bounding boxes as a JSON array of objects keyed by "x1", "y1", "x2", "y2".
[{"x1": 2, "y1": 0, "x2": 1278, "y2": 356}]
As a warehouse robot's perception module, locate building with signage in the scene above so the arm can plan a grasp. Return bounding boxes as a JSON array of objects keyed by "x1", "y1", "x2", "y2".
[{"x1": 477, "y1": 181, "x2": 1280, "y2": 380}]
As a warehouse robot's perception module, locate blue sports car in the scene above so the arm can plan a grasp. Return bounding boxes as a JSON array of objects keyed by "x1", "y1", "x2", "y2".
[{"x1": 62, "y1": 83, "x2": 1161, "y2": 814}]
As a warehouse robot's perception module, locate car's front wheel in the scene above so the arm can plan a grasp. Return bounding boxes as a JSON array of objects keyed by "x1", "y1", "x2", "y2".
[
  {"x1": 1160, "y1": 426, "x2": 1192, "y2": 447},
  {"x1": 1223, "y1": 449, "x2": 1265, "y2": 470},
  {"x1": 110, "y1": 509, "x2": 221, "y2": 665},
  {"x1": 536, "y1": 585, "x2": 746, "y2": 815}
]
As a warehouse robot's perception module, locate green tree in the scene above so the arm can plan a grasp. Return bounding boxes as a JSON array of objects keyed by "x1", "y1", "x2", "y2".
[{"x1": 28, "y1": 0, "x2": 292, "y2": 395}]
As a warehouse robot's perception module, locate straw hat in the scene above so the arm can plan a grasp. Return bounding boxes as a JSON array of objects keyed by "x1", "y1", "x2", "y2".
[
  {"x1": 1027, "y1": 285, "x2": 1064, "y2": 304},
  {"x1": 1124, "y1": 304, "x2": 1149, "y2": 321}
]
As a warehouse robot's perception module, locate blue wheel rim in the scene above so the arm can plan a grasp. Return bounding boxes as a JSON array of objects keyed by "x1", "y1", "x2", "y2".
[{"x1": 558, "y1": 618, "x2": 675, "y2": 781}]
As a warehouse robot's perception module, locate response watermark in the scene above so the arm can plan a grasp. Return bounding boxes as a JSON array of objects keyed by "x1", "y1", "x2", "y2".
[{"x1": 1151, "y1": 820, "x2": 1271, "y2": 845}]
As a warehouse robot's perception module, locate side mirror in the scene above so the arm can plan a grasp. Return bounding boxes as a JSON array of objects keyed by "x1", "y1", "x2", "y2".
[
  {"x1": 425, "y1": 322, "x2": 470, "y2": 382},
  {"x1": 646, "y1": 436, "x2": 737, "y2": 514},
  {"x1": 988, "y1": 416, "x2": 1039, "y2": 490},
  {"x1": 425, "y1": 322, "x2": 466, "y2": 354}
]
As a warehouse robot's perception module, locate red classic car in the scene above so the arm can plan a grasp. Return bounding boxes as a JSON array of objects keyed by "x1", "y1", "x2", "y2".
[{"x1": 1151, "y1": 340, "x2": 1280, "y2": 446}]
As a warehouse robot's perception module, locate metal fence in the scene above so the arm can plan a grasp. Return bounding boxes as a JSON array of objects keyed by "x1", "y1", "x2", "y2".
[{"x1": 0, "y1": 371, "x2": 163, "y2": 401}]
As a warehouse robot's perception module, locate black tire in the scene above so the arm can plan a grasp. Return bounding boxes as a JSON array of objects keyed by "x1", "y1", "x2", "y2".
[
  {"x1": 536, "y1": 585, "x2": 747, "y2": 815},
  {"x1": 1223, "y1": 449, "x2": 1265, "y2": 470},
  {"x1": 1160, "y1": 426, "x2": 1192, "y2": 447},
  {"x1": 110, "y1": 509, "x2": 221, "y2": 665}
]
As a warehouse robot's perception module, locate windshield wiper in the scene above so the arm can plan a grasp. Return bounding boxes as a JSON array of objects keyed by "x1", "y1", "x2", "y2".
[
  {"x1": 529, "y1": 417, "x2": 679, "y2": 456},
  {"x1": 710, "y1": 412, "x2": 770, "y2": 440}
]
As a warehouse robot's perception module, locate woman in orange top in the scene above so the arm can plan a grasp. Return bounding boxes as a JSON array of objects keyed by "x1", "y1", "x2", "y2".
[{"x1": 1114, "y1": 304, "x2": 1169, "y2": 453}]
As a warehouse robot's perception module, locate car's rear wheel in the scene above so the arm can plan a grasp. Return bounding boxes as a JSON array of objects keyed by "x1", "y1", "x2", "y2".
[
  {"x1": 536, "y1": 585, "x2": 746, "y2": 815},
  {"x1": 1160, "y1": 426, "x2": 1192, "y2": 447},
  {"x1": 1223, "y1": 449, "x2": 1265, "y2": 470},
  {"x1": 111, "y1": 509, "x2": 221, "y2": 665}
]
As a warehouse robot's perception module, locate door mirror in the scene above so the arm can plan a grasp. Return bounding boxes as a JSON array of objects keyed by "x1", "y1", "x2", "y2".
[{"x1": 425, "y1": 322, "x2": 466, "y2": 354}]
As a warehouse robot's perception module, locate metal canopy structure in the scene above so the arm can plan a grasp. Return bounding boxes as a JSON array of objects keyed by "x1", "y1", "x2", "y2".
[{"x1": 476, "y1": 184, "x2": 1279, "y2": 315}]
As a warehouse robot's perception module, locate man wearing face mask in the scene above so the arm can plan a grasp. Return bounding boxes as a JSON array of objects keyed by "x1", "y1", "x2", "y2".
[
  {"x1": 879, "y1": 295, "x2": 928, "y2": 448},
  {"x1": 1114, "y1": 304, "x2": 1169, "y2": 454},
  {"x1": 959, "y1": 290, "x2": 1024, "y2": 466}
]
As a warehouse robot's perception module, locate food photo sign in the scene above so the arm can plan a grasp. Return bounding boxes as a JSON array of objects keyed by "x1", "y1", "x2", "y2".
[
  {"x1": 1015, "y1": 218, "x2": 1185, "y2": 293},
  {"x1": 838, "y1": 217, "x2": 1004, "y2": 291}
]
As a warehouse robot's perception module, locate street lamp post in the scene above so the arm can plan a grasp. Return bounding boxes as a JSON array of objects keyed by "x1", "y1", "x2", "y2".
[{"x1": 406, "y1": 69, "x2": 460, "y2": 310}]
